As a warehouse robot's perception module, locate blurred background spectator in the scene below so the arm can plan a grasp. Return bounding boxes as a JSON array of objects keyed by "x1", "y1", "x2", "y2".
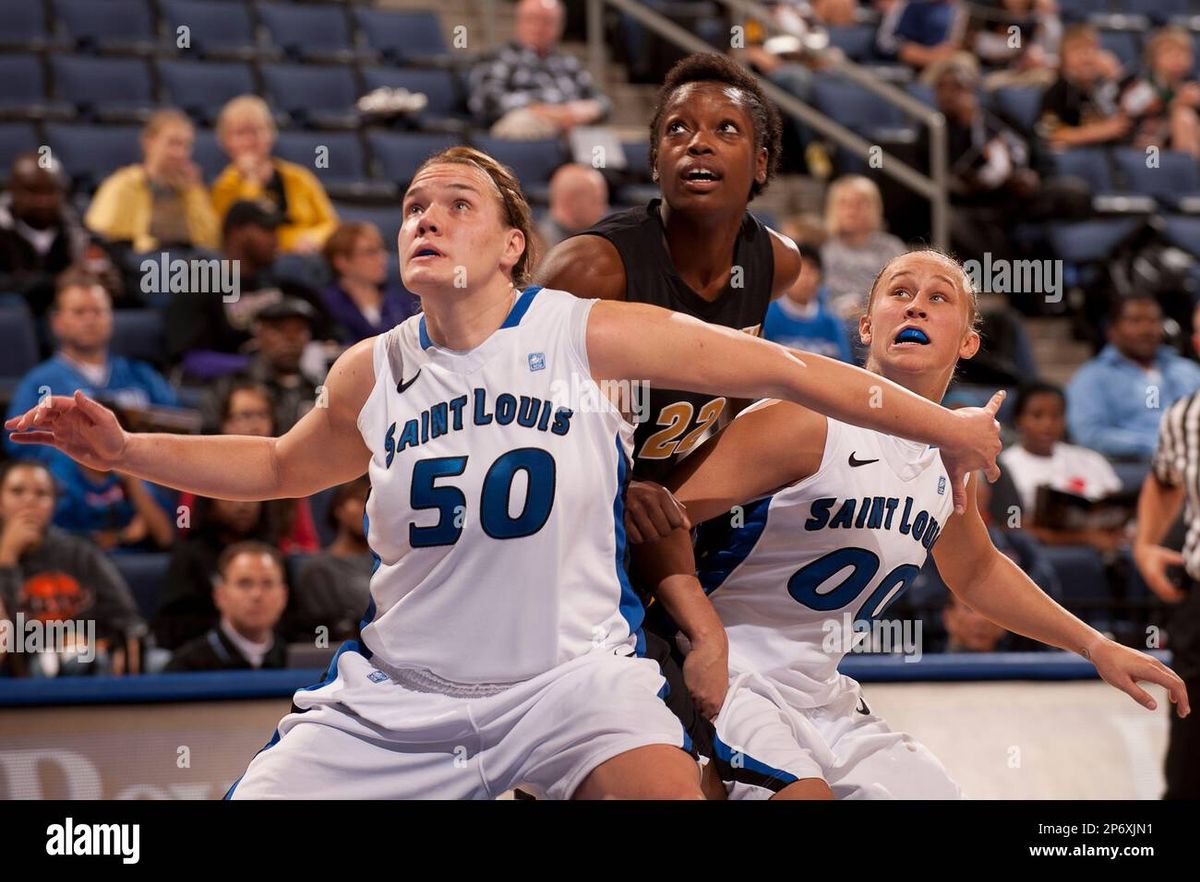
[
  {"x1": 820, "y1": 175, "x2": 906, "y2": 319},
  {"x1": 762, "y1": 241, "x2": 853, "y2": 361},
  {"x1": 537, "y1": 164, "x2": 610, "y2": 248},
  {"x1": 320, "y1": 222, "x2": 419, "y2": 343}
]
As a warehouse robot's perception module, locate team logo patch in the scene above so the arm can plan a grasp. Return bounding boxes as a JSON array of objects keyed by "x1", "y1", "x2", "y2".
[
  {"x1": 367, "y1": 670, "x2": 389, "y2": 683},
  {"x1": 528, "y1": 352, "x2": 546, "y2": 372},
  {"x1": 937, "y1": 476, "x2": 946, "y2": 496}
]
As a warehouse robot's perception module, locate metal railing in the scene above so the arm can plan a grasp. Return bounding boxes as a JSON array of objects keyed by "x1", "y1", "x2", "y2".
[{"x1": 584, "y1": 0, "x2": 950, "y2": 248}]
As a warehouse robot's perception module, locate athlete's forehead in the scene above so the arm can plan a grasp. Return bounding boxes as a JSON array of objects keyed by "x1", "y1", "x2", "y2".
[
  {"x1": 880, "y1": 254, "x2": 966, "y2": 294},
  {"x1": 404, "y1": 163, "x2": 496, "y2": 204},
  {"x1": 662, "y1": 82, "x2": 753, "y2": 120}
]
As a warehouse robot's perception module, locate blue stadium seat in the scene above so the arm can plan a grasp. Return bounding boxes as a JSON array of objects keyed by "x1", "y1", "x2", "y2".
[
  {"x1": 1047, "y1": 217, "x2": 1144, "y2": 262},
  {"x1": 992, "y1": 86, "x2": 1044, "y2": 134},
  {"x1": 366, "y1": 131, "x2": 458, "y2": 186},
  {"x1": 1129, "y1": 0, "x2": 1190, "y2": 23},
  {"x1": 0, "y1": 54, "x2": 74, "y2": 123},
  {"x1": 157, "y1": 59, "x2": 257, "y2": 127},
  {"x1": 274, "y1": 130, "x2": 393, "y2": 199},
  {"x1": 159, "y1": 0, "x2": 261, "y2": 59},
  {"x1": 191, "y1": 128, "x2": 227, "y2": 181},
  {"x1": 0, "y1": 305, "x2": 39, "y2": 381},
  {"x1": 45, "y1": 123, "x2": 141, "y2": 192},
  {"x1": 353, "y1": 8, "x2": 451, "y2": 65},
  {"x1": 812, "y1": 75, "x2": 907, "y2": 137},
  {"x1": 110, "y1": 309, "x2": 166, "y2": 364},
  {"x1": 308, "y1": 486, "x2": 339, "y2": 549},
  {"x1": 359, "y1": 67, "x2": 468, "y2": 130},
  {"x1": 112, "y1": 552, "x2": 172, "y2": 620},
  {"x1": 1098, "y1": 29, "x2": 1141, "y2": 71},
  {"x1": 470, "y1": 136, "x2": 568, "y2": 201},
  {"x1": 1047, "y1": 147, "x2": 1116, "y2": 192},
  {"x1": 332, "y1": 202, "x2": 404, "y2": 253},
  {"x1": 1038, "y1": 545, "x2": 1112, "y2": 627},
  {"x1": 1057, "y1": 0, "x2": 1113, "y2": 20},
  {"x1": 824, "y1": 25, "x2": 877, "y2": 62},
  {"x1": 257, "y1": 2, "x2": 361, "y2": 63},
  {"x1": 0, "y1": 123, "x2": 39, "y2": 176},
  {"x1": 50, "y1": 56, "x2": 156, "y2": 123},
  {"x1": 260, "y1": 63, "x2": 361, "y2": 130},
  {"x1": 1162, "y1": 215, "x2": 1200, "y2": 257},
  {"x1": 0, "y1": 0, "x2": 60, "y2": 51},
  {"x1": 53, "y1": 0, "x2": 159, "y2": 55},
  {"x1": 1112, "y1": 147, "x2": 1200, "y2": 208},
  {"x1": 906, "y1": 82, "x2": 936, "y2": 109}
]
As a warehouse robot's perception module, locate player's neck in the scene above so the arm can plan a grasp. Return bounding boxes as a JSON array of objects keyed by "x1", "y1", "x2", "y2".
[
  {"x1": 420, "y1": 278, "x2": 520, "y2": 352},
  {"x1": 865, "y1": 357, "x2": 953, "y2": 404},
  {"x1": 659, "y1": 201, "x2": 743, "y2": 295}
]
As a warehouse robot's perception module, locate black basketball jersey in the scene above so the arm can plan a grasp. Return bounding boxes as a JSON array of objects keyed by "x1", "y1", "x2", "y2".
[{"x1": 577, "y1": 197, "x2": 775, "y2": 481}]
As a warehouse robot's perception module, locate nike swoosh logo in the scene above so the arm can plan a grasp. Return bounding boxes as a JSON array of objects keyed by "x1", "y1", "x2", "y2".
[
  {"x1": 848, "y1": 452, "x2": 879, "y2": 467},
  {"x1": 856, "y1": 697, "x2": 870, "y2": 715},
  {"x1": 396, "y1": 369, "x2": 421, "y2": 393}
]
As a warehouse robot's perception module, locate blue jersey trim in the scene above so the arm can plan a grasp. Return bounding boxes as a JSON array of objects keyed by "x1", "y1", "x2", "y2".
[
  {"x1": 417, "y1": 285, "x2": 542, "y2": 350},
  {"x1": 612, "y1": 434, "x2": 646, "y2": 656},
  {"x1": 694, "y1": 495, "x2": 773, "y2": 594}
]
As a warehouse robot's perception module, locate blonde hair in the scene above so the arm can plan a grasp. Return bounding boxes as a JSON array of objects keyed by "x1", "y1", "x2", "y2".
[
  {"x1": 143, "y1": 108, "x2": 193, "y2": 140},
  {"x1": 216, "y1": 95, "x2": 276, "y2": 142},
  {"x1": 825, "y1": 175, "x2": 884, "y2": 238},
  {"x1": 407, "y1": 146, "x2": 538, "y2": 287},
  {"x1": 864, "y1": 248, "x2": 981, "y2": 334},
  {"x1": 1146, "y1": 25, "x2": 1193, "y2": 66}
]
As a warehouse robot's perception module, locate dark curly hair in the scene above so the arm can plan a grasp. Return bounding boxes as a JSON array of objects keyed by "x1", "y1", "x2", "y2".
[{"x1": 648, "y1": 53, "x2": 783, "y2": 200}]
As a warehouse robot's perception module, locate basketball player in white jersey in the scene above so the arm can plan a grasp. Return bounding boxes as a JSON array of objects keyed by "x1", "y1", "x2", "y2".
[
  {"x1": 7, "y1": 152, "x2": 1007, "y2": 800},
  {"x1": 637, "y1": 250, "x2": 1191, "y2": 799}
]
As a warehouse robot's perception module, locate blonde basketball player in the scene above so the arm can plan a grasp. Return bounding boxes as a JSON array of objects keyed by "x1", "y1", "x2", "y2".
[
  {"x1": 637, "y1": 250, "x2": 1191, "y2": 799},
  {"x1": 7, "y1": 151, "x2": 1005, "y2": 800}
]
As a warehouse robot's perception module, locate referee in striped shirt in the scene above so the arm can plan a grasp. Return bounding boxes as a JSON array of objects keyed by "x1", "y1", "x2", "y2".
[{"x1": 1134, "y1": 390, "x2": 1200, "y2": 798}]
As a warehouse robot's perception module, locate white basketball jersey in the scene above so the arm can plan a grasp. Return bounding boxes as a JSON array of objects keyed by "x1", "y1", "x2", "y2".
[
  {"x1": 354, "y1": 286, "x2": 640, "y2": 688},
  {"x1": 695, "y1": 406, "x2": 956, "y2": 707}
]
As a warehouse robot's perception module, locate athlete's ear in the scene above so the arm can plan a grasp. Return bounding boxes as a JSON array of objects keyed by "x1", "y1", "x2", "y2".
[
  {"x1": 500, "y1": 226, "x2": 526, "y2": 275},
  {"x1": 858, "y1": 313, "x2": 872, "y2": 346},
  {"x1": 958, "y1": 328, "x2": 981, "y2": 360},
  {"x1": 755, "y1": 145, "x2": 768, "y2": 184}
]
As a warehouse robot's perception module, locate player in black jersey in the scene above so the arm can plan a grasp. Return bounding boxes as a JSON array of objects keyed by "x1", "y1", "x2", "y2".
[{"x1": 535, "y1": 53, "x2": 802, "y2": 791}]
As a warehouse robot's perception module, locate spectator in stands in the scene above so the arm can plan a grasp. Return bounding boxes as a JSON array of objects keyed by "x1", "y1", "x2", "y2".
[
  {"x1": 5, "y1": 270, "x2": 180, "y2": 468},
  {"x1": 761, "y1": 243, "x2": 852, "y2": 361},
  {"x1": 941, "y1": 592, "x2": 1015, "y2": 652},
  {"x1": 211, "y1": 96, "x2": 338, "y2": 253},
  {"x1": 916, "y1": 54, "x2": 1089, "y2": 263},
  {"x1": 166, "y1": 540, "x2": 288, "y2": 672},
  {"x1": 198, "y1": 299, "x2": 322, "y2": 436},
  {"x1": 319, "y1": 222, "x2": 419, "y2": 344},
  {"x1": 1037, "y1": 23, "x2": 1130, "y2": 149},
  {"x1": 876, "y1": 0, "x2": 967, "y2": 72},
  {"x1": 289, "y1": 477, "x2": 372, "y2": 642},
  {"x1": 155, "y1": 493, "x2": 301, "y2": 651},
  {"x1": 0, "y1": 460, "x2": 144, "y2": 676},
  {"x1": 184, "y1": 378, "x2": 318, "y2": 553},
  {"x1": 84, "y1": 110, "x2": 219, "y2": 256},
  {"x1": 1001, "y1": 381, "x2": 1124, "y2": 551},
  {"x1": 52, "y1": 455, "x2": 175, "y2": 553},
  {"x1": 820, "y1": 175, "x2": 906, "y2": 319},
  {"x1": 1120, "y1": 26, "x2": 1200, "y2": 159},
  {"x1": 0, "y1": 153, "x2": 90, "y2": 319},
  {"x1": 1067, "y1": 295, "x2": 1200, "y2": 460},
  {"x1": 467, "y1": 0, "x2": 611, "y2": 138},
  {"x1": 971, "y1": 0, "x2": 1061, "y2": 87},
  {"x1": 537, "y1": 164, "x2": 609, "y2": 249},
  {"x1": 164, "y1": 200, "x2": 325, "y2": 367}
]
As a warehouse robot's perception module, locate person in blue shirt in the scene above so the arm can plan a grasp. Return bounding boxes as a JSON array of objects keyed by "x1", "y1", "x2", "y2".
[
  {"x1": 876, "y1": 0, "x2": 967, "y2": 71},
  {"x1": 4, "y1": 269, "x2": 181, "y2": 543},
  {"x1": 761, "y1": 243, "x2": 853, "y2": 362},
  {"x1": 1067, "y1": 294, "x2": 1200, "y2": 460}
]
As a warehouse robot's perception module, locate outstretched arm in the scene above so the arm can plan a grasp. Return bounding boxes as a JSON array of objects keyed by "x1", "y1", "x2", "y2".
[
  {"x1": 933, "y1": 474, "x2": 1190, "y2": 717},
  {"x1": 5, "y1": 338, "x2": 377, "y2": 502},
  {"x1": 587, "y1": 299, "x2": 1003, "y2": 514}
]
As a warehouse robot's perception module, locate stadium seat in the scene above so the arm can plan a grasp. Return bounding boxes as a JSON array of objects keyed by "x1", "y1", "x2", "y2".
[
  {"x1": 260, "y1": 63, "x2": 361, "y2": 130},
  {"x1": 110, "y1": 310, "x2": 166, "y2": 365},
  {"x1": 1057, "y1": 0, "x2": 1113, "y2": 20},
  {"x1": 1046, "y1": 217, "x2": 1144, "y2": 262},
  {"x1": 257, "y1": 2, "x2": 364, "y2": 64},
  {"x1": 1038, "y1": 545, "x2": 1112, "y2": 627},
  {"x1": 812, "y1": 74, "x2": 907, "y2": 137},
  {"x1": 332, "y1": 202, "x2": 404, "y2": 253},
  {"x1": 1097, "y1": 29, "x2": 1142, "y2": 71},
  {"x1": 191, "y1": 128, "x2": 227, "y2": 182},
  {"x1": 1046, "y1": 147, "x2": 1116, "y2": 194},
  {"x1": 0, "y1": 305, "x2": 39, "y2": 384},
  {"x1": 0, "y1": 55, "x2": 74, "y2": 123},
  {"x1": 0, "y1": 0, "x2": 61, "y2": 51},
  {"x1": 1112, "y1": 148, "x2": 1200, "y2": 209},
  {"x1": 308, "y1": 486, "x2": 339, "y2": 549},
  {"x1": 352, "y1": 7, "x2": 452, "y2": 66},
  {"x1": 366, "y1": 131, "x2": 458, "y2": 186},
  {"x1": 0, "y1": 122, "x2": 39, "y2": 176},
  {"x1": 1162, "y1": 215, "x2": 1200, "y2": 257},
  {"x1": 157, "y1": 59, "x2": 257, "y2": 127},
  {"x1": 992, "y1": 86, "x2": 1044, "y2": 135},
  {"x1": 906, "y1": 82, "x2": 936, "y2": 109},
  {"x1": 44, "y1": 123, "x2": 141, "y2": 192},
  {"x1": 1131, "y1": 0, "x2": 1191, "y2": 23},
  {"x1": 159, "y1": 0, "x2": 262, "y2": 60},
  {"x1": 52, "y1": 0, "x2": 160, "y2": 55},
  {"x1": 824, "y1": 25, "x2": 877, "y2": 63},
  {"x1": 49, "y1": 56, "x2": 157, "y2": 124},
  {"x1": 470, "y1": 136, "x2": 568, "y2": 202},
  {"x1": 359, "y1": 67, "x2": 469, "y2": 132},
  {"x1": 112, "y1": 552, "x2": 172, "y2": 620},
  {"x1": 274, "y1": 130, "x2": 394, "y2": 200}
]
